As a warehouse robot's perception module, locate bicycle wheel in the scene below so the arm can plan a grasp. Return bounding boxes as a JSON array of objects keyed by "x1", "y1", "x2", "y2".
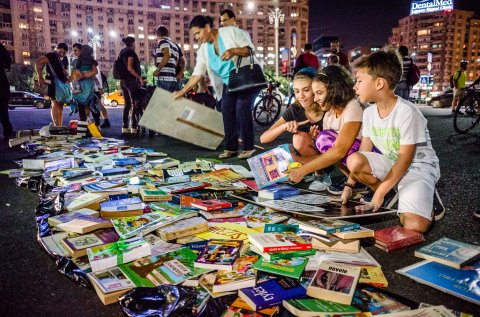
[
  {"x1": 453, "y1": 92, "x2": 480, "y2": 134},
  {"x1": 253, "y1": 95, "x2": 282, "y2": 126}
]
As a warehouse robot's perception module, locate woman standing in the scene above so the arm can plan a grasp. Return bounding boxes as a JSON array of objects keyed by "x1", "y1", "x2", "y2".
[
  {"x1": 70, "y1": 45, "x2": 98, "y2": 122},
  {"x1": 173, "y1": 15, "x2": 261, "y2": 159}
]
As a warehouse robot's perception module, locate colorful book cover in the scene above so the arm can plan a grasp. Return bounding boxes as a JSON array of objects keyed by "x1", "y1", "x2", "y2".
[
  {"x1": 99, "y1": 168, "x2": 131, "y2": 177},
  {"x1": 307, "y1": 261, "x2": 361, "y2": 305},
  {"x1": 263, "y1": 224, "x2": 299, "y2": 233},
  {"x1": 191, "y1": 168, "x2": 245, "y2": 185},
  {"x1": 156, "y1": 217, "x2": 209, "y2": 241},
  {"x1": 288, "y1": 217, "x2": 360, "y2": 235},
  {"x1": 239, "y1": 203, "x2": 290, "y2": 228},
  {"x1": 62, "y1": 229, "x2": 119, "y2": 258},
  {"x1": 88, "y1": 267, "x2": 135, "y2": 293},
  {"x1": 247, "y1": 144, "x2": 294, "y2": 189},
  {"x1": 119, "y1": 247, "x2": 210, "y2": 286},
  {"x1": 359, "y1": 267, "x2": 389, "y2": 288},
  {"x1": 374, "y1": 226, "x2": 425, "y2": 251},
  {"x1": 100, "y1": 197, "x2": 143, "y2": 212},
  {"x1": 253, "y1": 256, "x2": 308, "y2": 279},
  {"x1": 139, "y1": 188, "x2": 172, "y2": 202},
  {"x1": 213, "y1": 256, "x2": 258, "y2": 293},
  {"x1": 195, "y1": 222, "x2": 259, "y2": 241},
  {"x1": 250, "y1": 244, "x2": 316, "y2": 261},
  {"x1": 351, "y1": 284, "x2": 416, "y2": 314},
  {"x1": 238, "y1": 277, "x2": 307, "y2": 311},
  {"x1": 283, "y1": 298, "x2": 361, "y2": 316},
  {"x1": 83, "y1": 179, "x2": 126, "y2": 192},
  {"x1": 257, "y1": 184, "x2": 300, "y2": 200},
  {"x1": 248, "y1": 232, "x2": 312, "y2": 253},
  {"x1": 194, "y1": 239, "x2": 243, "y2": 270},
  {"x1": 111, "y1": 211, "x2": 193, "y2": 239},
  {"x1": 396, "y1": 260, "x2": 480, "y2": 305},
  {"x1": 414, "y1": 237, "x2": 480, "y2": 269},
  {"x1": 191, "y1": 199, "x2": 232, "y2": 211},
  {"x1": 230, "y1": 298, "x2": 280, "y2": 317},
  {"x1": 158, "y1": 181, "x2": 207, "y2": 194}
]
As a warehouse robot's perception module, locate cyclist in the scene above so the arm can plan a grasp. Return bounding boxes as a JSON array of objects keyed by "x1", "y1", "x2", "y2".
[
  {"x1": 451, "y1": 60, "x2": 468, "y2": 114},
  {"x1": 260, "y1": 67, "x2": 324, "y2": 161}
]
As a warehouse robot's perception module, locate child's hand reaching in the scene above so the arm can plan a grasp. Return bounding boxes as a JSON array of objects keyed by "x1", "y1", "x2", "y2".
[{"x1": 309, "y1": 124, "x2": 320, "y2": 139}]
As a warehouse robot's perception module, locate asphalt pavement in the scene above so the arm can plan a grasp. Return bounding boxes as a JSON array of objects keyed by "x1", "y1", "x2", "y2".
[{"x1": 0, "y1": 105, "x2": 479, "y2": 316}]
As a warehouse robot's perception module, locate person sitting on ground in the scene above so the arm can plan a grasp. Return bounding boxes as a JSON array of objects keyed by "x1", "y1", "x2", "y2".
[
  {"x1": 344, "y1": 50, "x2": 440, "y2": 233},
  {"x1": 260, "y1": 67, "x2": 324, "y2": 166},
  {"x1": 287, "y1": 65, "x2": 370, "y2": 192}
]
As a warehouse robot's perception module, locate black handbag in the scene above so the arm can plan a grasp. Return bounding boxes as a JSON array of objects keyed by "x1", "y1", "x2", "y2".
[{"x1": 227, "y1": 48, "x2": 267, "y2": 93}]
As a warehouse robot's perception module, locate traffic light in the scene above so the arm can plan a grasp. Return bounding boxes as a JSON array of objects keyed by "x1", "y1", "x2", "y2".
[{"x1": 282, "y1": 61, "x2": 287, "y2": 74}]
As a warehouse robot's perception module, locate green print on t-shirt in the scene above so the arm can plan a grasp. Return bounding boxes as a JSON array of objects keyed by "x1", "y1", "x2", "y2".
[{"x1": 371, "y1": 127, "x2": 401, "y2": 162}]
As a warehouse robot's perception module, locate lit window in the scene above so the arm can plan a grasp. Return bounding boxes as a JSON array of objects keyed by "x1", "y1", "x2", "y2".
[
  {"x1": 22, "y1": 51, "x2": 30, "y2": 56},
  {"x1": 139, "y1": 34, "x2": 145, "y2": 38}
]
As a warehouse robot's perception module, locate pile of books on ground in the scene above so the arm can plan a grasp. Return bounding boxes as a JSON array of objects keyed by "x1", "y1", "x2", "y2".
[{"x1": 3, "y1": 138, "x2": 479, "y2": 315}]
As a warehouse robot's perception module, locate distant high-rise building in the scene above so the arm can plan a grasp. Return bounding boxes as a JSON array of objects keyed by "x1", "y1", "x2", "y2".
[
  {"x1": 390, "y1": 8, "x2": 480, "y2": 91},
  {"x1": 2, "y1": 0, "x2": 309, "y2": 74}
]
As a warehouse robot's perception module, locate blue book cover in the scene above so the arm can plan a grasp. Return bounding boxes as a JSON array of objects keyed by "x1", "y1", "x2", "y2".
[
  {"x1": 397, "y1": 260, "x2": 480, "y2": 305},
  {"x1": 238, "y1": 277, "x2": 307, "y2": 310},
  {"x1": 113, "y1": 158, "x2": 141, "y2": 166},
  {"x1": 100, "y1": 167, "x2": 130, "y2": 176},
  {"x1": 414, "y1": 237, "x2": 480, "y2": 268},
  {"x1": 258, "y1": 184, "x2": 301, "y2": 200},
  {"x1": 247, "y1": 144, "x2": 294, "y2": 189},
  {"x1": 100, "y1": 197, "x2": 143, "y2": 211}
]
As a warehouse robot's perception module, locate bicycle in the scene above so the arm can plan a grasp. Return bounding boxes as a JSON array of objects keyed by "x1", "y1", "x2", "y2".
[{"x1": 453, "y1": 77, "x2": 480, "y2": 134}]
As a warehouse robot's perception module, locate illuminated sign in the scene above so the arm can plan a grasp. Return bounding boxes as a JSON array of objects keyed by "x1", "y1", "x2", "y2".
[{"x1": 410, "y1": 0, "x2": 453, "y2": 15}]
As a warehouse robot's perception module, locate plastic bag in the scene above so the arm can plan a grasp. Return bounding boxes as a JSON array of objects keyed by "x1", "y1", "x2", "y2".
[{"x1": 119, "y1": 285, "x2": 197, "y2": 317}]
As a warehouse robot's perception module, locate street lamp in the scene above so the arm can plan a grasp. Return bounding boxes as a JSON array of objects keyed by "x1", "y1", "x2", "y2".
[
  {"x1": 268, "y1": 7, "x2": 284, "y2": 80},
  {"x1": 87, "y1": 28, "x2": 101, "y2": 60}
]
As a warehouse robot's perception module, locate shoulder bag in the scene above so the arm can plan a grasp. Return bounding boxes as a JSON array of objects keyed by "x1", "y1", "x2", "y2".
[{"x1": 227, "y1": 47, "x2": 267, "y2": 94}]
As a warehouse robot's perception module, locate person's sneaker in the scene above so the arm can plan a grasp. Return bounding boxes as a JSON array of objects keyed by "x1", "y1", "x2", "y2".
[
  {"x1": 362, "y1": 188, "x2": 398, "y2": 209},
  {"x1": 327, "y1": 181, "x2": 368, "y2": 195},
  {"x1": 121, "y1": 127, "x2": 130, "y2": 134},
  {"x1": 308, "y1": 180, "x2": 328, "y2": 192},
  {"x1": 130, "y1": 127, "x2": 138, "y2": 135},
  {"x1": 302, "y1": 173, "x2": 315, "y2": 183},
  {"x1": 474, "y1": 209, "x2": 480, "y2": 220},
  {"x1": 219, "y1": 150, "x2": 237, "y2": 159},
  {"x1": 238, "y1": 149, "x2": 256, "y2": 159},
  {"x1": 432, "y1": 189, "x2": 445, "y2": 221}
]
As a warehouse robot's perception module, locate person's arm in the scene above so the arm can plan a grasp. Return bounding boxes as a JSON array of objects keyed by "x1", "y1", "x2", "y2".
[
  {"x1": 35, "y1": 56, "x2": 49, "y2": 85},
  {"x1": 288, "y1": 121, "x2": 361, "y2": 183},
  {"x1": 127, "y1": 56, "x2": 144, "y2": 85},
  {"x1": 172, "y1": 75, "x2": 203, "y2": 99},
  {"x1": 260, "y1": 117, "x2": 287, "y2": 143},
  {"x1": 154, "y1": 47, "x2": 170, "y2": 76},
  {"x1": 176, "y1": 56, "x2": 186, "y2": 81},
  {"x1": 221, "y1": 46, "x2": 250, "y2": 60}
]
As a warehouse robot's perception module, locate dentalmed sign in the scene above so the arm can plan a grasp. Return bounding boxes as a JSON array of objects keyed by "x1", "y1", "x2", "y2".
[{"x1": 410, "y1": 0, "x2": 454, "y2": 15}]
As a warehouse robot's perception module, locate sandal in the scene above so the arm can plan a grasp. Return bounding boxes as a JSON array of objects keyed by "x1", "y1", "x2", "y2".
[
  {"x1": 238, "y1": 149, "x2": 256, "y2": 159},
  {"x1": 219, "y1": 150, "x2": 237, "y2": 159}
]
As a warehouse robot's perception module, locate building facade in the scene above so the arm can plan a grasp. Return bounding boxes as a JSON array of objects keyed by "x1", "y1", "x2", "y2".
[
  {"x1": 390, "y1": 9, "x2": 480, "y2": 91},
  {"x1": 2, "y1": 0, "x2": 309, "y2": 74}
]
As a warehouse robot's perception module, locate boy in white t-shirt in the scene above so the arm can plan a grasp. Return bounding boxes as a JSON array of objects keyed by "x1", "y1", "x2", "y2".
[{"x1": 344, "y1": 50, "x2": 441, "y2": 233}]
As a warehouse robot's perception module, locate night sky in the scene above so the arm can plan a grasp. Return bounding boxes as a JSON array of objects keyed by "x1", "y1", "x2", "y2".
[{"x1": 308, "y1": 0, "x2": 480, "y2": 50}]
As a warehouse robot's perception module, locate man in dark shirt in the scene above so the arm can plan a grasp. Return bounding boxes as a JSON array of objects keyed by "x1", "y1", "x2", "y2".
[
  {"x1": 294, "y1": 43, "x2": 320, "y2": 75},
  {"x1": 0, "y1": 42, "x2": 13, "y2": 139},
  {"x1": 154, "y1": 26, "x2": 184, "y2": 92},
  {"x1": 394, "y1": 46, "x2": 413, "y2": 100},
  {"x1": 330, "y1": 40, "x2": 349, "y2": 69}
]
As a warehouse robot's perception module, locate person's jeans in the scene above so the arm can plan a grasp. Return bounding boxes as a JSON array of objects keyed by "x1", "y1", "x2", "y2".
[
  {"x1": 220, "y1": 85, "x2": 259, "y2": 151},
  {"x1": 394, "y1": 80, "x2": 410, "y2": 100},
  {"x1": 157, "y1": 80, "x2": 177, "y2": 92},
  {"x1": 121, "y1": 78, "x2": 144, "y2": 129}
]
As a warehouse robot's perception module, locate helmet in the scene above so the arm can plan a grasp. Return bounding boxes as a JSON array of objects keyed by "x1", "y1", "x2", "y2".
[{"x1": 460, "y1": 60, "x2": 468, "y2": 66}]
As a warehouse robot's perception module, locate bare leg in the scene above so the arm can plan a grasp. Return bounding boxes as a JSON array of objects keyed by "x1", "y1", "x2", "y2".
[
  {"x1": 400, "y1": 212, "x2": 431, "y2": 233},
  {"x1": 51, "y1": 99, "x2": 64, "y2": 127},
  {"x1": 291, "y1": 132, "x2": 320, "y2": 165},
  {"x1": 345, "y1": 152, "x2": 381, "y2": 190}
]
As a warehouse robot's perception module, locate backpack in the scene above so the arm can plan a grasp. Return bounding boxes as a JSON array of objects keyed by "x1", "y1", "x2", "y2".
[
  {"x1": 112, "y1": 52, "x2": 129, "y2": 80},
  {"x1": 449, "y1": 71, "x2": 460, "y2": 89},
  {"x1": 407, "y1": 61, "x2": 420, "y2": 86}
]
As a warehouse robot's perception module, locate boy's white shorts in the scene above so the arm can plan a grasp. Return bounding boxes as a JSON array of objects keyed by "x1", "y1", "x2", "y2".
[{"x1": 358, "y1": 151, "x2": 440, "y2": 221}]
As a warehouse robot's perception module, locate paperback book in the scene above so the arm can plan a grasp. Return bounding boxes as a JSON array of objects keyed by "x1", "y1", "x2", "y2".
[
  {"x1": 190, "y1": 199, "x2": 233, "y2": 211},
  {"x1": 229, "y1": 298, "x2": 280, "y2": 317},
  {"x1": 281, "y1": 193, "x2": 332, "y2": 205},
  {"x1": 57, "y1": 214, "x2": 113, "y2": 234},
  {"x1": 87, "y1": 237, "x2": 151, "y2": 272},
  {"x1": 253, "y1": 256, "x2": 308, "y2": 279},
  {"x1": 139, "y1": 188, "x2": 172, "y2": 202},
  {"x1": 158, "y1": 181, "x2": 208, "y2": 194},
  {"x1": 119, "y1": 247, "x2": 211, "y2": 286},
  {"x1": 307, "y1": 261, "x2": 361, "y2": 305},
  {"x1": 248, "y1": 232, "x2": 312, "y2": 253},
  {"x1": 48, "y1": 208, "x2": 99, "y2": 227},
  {"x1": 359, "y1": 266, "x2": 388, "y2": 288},
  {"x1": 334, "y1": 226, "x2": 375, "y2": 239},
  {"x1": 287, "y1": 217, "x2": 360, "y2": 236},
  {"x1": 282, "y1": 298, "x2": 360, "y2": 317},
  {"x1": 150, "y1": 157, "x2": 181, "y2": 169},
  {"x1": 62, "y1": 229, "x2": 120, "y2": 259},
  {"x1": 212, "y1": 256, "x2": 258, "y2": 293},
  {"x1": 194, "y1": 239, "x2": 243, "y2": 270},
  {"x1": 156, "y1": 217, "x2": 209, "y2": 241},
  {"x1": 250, "y1": 244, "x2": 316, "y2": 262},
  {"x1": 195, "y1": 222, "x2": 259, "y2": 241},
  {"x1": 100, "y1": 197, "x2": 144, "y2": 212},
  {"x1": 414, "y1": 237, "x2": 480, "y2": 269},
  {"x1": 247, "y1": 144, "x2": 294, "y2": 189},
  {"x1": 191, "y1": 168, "x2": 245, "y2": 185},
  {"x1": 257, "y1": 184, "x2": 300, "y2": 200},
  {"x1": 351, "y1": 284, "x2": 416, "y2": 314},
  {"x1": 374, "y1": 226, "x2": 425, "y2": 252},
  {"x1": 66, "y1": 192, "x2": 106, "y2": 212},
  {"x1": 88, "y1": 268, "x2": 134, "y2": 305},
  {"x1": 83, "y1": 179, "x2": 126, "y2": 193},
  {"x1": 311, "y1": 237, "x2": 360, "y2": 254}
]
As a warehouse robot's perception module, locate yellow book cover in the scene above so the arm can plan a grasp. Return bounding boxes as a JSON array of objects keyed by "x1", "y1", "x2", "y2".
[
  {"x1": 195, "y1": 223, "x2": 258, "y2": 241},
  {"x1": 191, "y1": 168, "x2": 244, "y2": 184},
  {"x1": 359, "y1": 266, "x2": 388, "y2": 288},
  {"x1": 87, "y1": 122, "x2": 102, "y2": 139}
]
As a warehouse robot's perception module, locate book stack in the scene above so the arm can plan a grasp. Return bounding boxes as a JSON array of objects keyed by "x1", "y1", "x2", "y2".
[
  {"x1": 212, "y1": 256, "x2": 258, "y2": 293},
  {"x1": 248, "y1": 232, "x2": 313, "y2": 253},
  {"x1": 61, "y1": 229, "x2": 120, "y2": 259},
  {"x1": 156, "y1": 217, "x2": 209, "y2": 241},
  {"x1": 374, "y1": 226, "x2": 425, "y2": 252},
  {"x1": 194, "y1": 239, "x2": 243, "y2": 270},
  {"x1": 99, "y1": 197, "x2": 144, "y2": 218},
  {"x1": 88, "y1": 268, "x2": 135, "y2": 305}
]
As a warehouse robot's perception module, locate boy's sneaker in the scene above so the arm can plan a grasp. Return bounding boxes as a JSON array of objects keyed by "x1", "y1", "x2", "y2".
[
  {"x1": 362, "y1": 188, "x2": 398, "y2": 209},
  {"x1": 432, "y1": 189, "x2": 445, "y2": 221},
  {"x1": 302, "y1": 173, "x2": 315, "y2": 183},
  {"x1": 327, "y1": 181, "x2": 369, "y2": 195},
  {"x1": 474, "y1": 209, "x2": 480, "y2": 220},
  {"x1": 308, "y1": 173, "x2": 331, "y2": 192}
]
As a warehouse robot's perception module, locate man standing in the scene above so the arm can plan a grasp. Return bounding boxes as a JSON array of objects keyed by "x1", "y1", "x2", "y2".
[
  {"x1": 154, "y1": 26, "x2": 183, "y2": 92},
  {"x1": 451, "y1": 60, "x2": 468, "y2": 114},
  {"x1": 0, "y1": 42, "x2": 13, "y2": 139},
  {"x1": 294, "y1": 43, "x2": 320, "y2": 74},
  {"x1": 330, "y1": 40, "x2": 349, "y2": 69},
  {"x1": 394, "y1": 46, "x2": 413, "y2": 100},
  {"x1": 35, "y1": 43, "x2": 69, "y2": 127},
  {"x1": 220, "y1": 9, "x2": 255, "y2": 48}
]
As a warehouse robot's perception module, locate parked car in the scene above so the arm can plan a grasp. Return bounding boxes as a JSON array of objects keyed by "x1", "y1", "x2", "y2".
[
  {"x1": 8, "y1": 91, "x2": 51, "y2": 110},
  {"x1": 103, "y1": 90, "x2": 125, "y2": 107},
  {"x1": 428, "y1": 89, "x2": 453, "y2": 108}
]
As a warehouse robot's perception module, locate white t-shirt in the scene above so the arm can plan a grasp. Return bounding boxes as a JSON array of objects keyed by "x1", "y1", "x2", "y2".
[
  {"x1": 323, "y1": 99, "x2": 363, "y2": 138},
  {"x1": 362, "y1": 97, "x2": 438, "y2": 165}
]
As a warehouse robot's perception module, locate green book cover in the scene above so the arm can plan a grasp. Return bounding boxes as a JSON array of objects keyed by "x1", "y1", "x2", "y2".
[
  {"x1": 283, "y1": 298, "x2": 360, "y2": 314},
  {"x1": 253, "y1": 256, "x2": 308, "y2": 279},
  {"x1": 250, "y1": 244, "x2": 316, "y2": 261},
  {"x1": 119, "y1": 247, "x2": 210, "y2": 286}
]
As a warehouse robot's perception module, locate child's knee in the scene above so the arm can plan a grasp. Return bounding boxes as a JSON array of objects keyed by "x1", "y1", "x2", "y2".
[
  {"x1": 399, "y1": 212, "x2": 431, "y2": 233},
  {"x1": 346, "y1": 153, "x2": 364, "y2": 173},
  {"x1": 292, "y1": 133, "x2": 311, "y2": 153}
]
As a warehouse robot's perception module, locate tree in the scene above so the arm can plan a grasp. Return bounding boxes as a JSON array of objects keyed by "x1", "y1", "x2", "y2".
[{"x1": 6, "y1": 64, "x2": 35, "y2": 92}]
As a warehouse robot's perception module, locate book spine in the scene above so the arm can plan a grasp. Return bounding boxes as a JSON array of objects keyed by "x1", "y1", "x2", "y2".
[{"x1": 263, "y1": 244, "x2": 312, "y2": 253}]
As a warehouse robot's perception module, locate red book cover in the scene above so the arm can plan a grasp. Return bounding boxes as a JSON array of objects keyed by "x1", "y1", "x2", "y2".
[
  {"x1": 374, "y1": 226, "x2": 425, "y2": 251},
  {"x1": 191, "y1": 199, "x2": 233, "y2": 211}
]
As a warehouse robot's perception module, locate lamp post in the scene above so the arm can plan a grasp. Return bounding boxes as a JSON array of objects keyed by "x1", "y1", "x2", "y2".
[
  {"x1": 87, "y1": 28, "x2": 101, "y2": 60},
  {"x1": 268, "y1": 7, "x2": 284, "y2": 81}
]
